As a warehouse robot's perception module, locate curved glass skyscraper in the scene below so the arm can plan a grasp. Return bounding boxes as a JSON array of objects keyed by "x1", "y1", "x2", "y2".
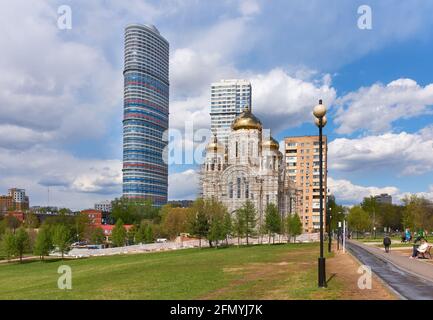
[{"x1": 123, "y1": 24, "x2": 169, "y2": 206}]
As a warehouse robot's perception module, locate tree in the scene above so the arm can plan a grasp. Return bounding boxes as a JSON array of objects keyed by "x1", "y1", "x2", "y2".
[
  {"x1": 5, "y1": 215, "x2": 20, "y2": 232},
  {"x1": 74, "y1": 214, "x2": 91, "y2": 242},
  {"x1": 188, "y1": 199, "x2": 210, "y2": 248},
  {"x1": 33, "y1": 227, "x2": 53, "y2": 260},
  {"x1": 111, "y1": 219, "x2": 127, "y2": 247},
  {"x1": 286, "y1": 214, "x2": 302, "y2": 243},
  {"x1": 90, "y1": 227, "x2": 105, "y2": 245},
  {"x1": 161, "y1": 207, "x2": 191, "y2": 239},
  {"x1": 264, "y1": 203, "x2": 281, "y2": 244},
  {"x1": 233, "y1": 208, "x2": 245, "y2": 245},
  {"x1": 144, "y1": 224, "x2": 154, "y2": 243},
  {"x1": 222, "y1": 212, "x2": 232, "y2": 246},
  {"x1": 24, "y1": 213, "x2": 39, "y2": 229},
  {"x1": 1, "y1": 229, "x2": 17, "y2": 261},
  {"x1": 15, "y1": 227, "x2": 30, "y2": 262},
  {"x1": 112, "y1": 198, "x2": 159, "y2": 225},
  {"x1": 206, "y1": 199, "x2": 230, "y2": 248},
  {"x1": 348, "y1": 206, "x2": 371, "y2": 239},
  {"x1": 127, "y1": 225, "x2": 137, "y2": 245},
  {"x1": 236, "y1": 200, "x2": 256, "y2": 245},
  {"x1": 327, "y1": 196, "x2": 345, "y2": 230},
  {"x1": 52, "y1": 224, "x2": 71, "y2": 259}
]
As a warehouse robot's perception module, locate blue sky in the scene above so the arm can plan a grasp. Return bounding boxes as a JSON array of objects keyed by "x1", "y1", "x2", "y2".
[{"x1": 0, "y1": 0, "x2": 433, "y2": 209}]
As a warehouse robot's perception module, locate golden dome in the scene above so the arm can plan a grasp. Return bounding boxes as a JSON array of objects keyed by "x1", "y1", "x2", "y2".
[
  {"x1": 232, "y1": 105, "x2": 262, "y2": 131},
  {"x1": 206, "y1": 134, "x2": 224, "y2": 153},
  {"x1": 262, "y1": 136, "x2": 280, "y2": 150}
]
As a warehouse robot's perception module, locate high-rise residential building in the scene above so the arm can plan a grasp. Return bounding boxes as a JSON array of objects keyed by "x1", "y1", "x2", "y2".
[
  {"x1": 0, "y1": 188, "x2": 29, "y2": 214},
  {"x1": 122, "y1": 24, "x2": 169, "y2": 206},
  {"x1": 284, "y1": 136, "x2": 327, "y2": 233},
  {"x1": 374, "y1": 193, "x2": 392, "y2": 205},
  {"x1": 210, "y1": 79, "x2": 252, "y2": 147}
]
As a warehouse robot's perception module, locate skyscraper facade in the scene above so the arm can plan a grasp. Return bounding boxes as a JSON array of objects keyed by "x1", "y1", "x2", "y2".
[
  {"x1": 122, "y1": 24, "x2": 169, "y2": 206},
  {"x1": 210, "y1": 79, "x2": 252, "y2": 147}
]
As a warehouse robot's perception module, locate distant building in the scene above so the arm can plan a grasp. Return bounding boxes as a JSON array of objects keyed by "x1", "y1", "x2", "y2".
[
  {"x1": 167, "y1": 200, "x2": 193, "y2": 208},
  {"x1": 210, "y1": 79, "x2": 252, "y2": 147},
  {"x1": 81, "y1": 209, "x2": 103, "y2": 227},
  {"x1": 374, "y1": 193, "x2": 392, "y2": 205},
  {"x1": 284, "y1": 136, "x2": 328, "y2": 233},
  {"x1": 94, "y1": 200, "x2": 112, "y2": 212},
  {"x1": 0, "y1": 188, "x2": 29, "y2": 215}
]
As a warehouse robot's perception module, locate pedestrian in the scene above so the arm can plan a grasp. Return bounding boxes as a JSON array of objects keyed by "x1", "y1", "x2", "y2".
[
  {"x1": 405, "y1": 228, "x2": 411, "y2": 242},
  {"x1": 383, "y1": 235, "x2": 391, "y2": 253}
]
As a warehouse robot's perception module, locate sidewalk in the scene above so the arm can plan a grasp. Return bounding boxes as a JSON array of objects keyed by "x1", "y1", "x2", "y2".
[{"x1": 349, "y1": 240, "x2": 433, "y2": 283}]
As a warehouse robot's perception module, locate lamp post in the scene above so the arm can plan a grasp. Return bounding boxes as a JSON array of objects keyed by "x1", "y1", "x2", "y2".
[
  {"x1": 313, "y1": 99, "x2": 327, "y2": 288},
  {"x1": 328, "y1": 212, "x2": 332, "y2": 253}
]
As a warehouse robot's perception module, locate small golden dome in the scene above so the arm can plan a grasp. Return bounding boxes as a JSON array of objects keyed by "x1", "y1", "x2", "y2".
[
  {"x1": 206, "y1": 134, "x2": 224, "y2": 153},
  {"x1": 232, "y1": 105, "x2": 262, "y2": 131},
  {"x1": 262, "y1": 136, "x2": 280, "y2": 150}
]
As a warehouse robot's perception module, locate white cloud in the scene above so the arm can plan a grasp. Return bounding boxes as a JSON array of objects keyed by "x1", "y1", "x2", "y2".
[
  {"x1": 168, "y1": 169, "x2": 198, "y2": 200},
  {"x1": 328, "y1": 127, "x2": 433, "y2": 175},
  {"x1": 328, "y1": 177, "x2": 399, "y2": 204},
  {"x1": 239, "y1": 0, "x2": 261, "y2": 17},
  {"x1": 334, "y1": 79, "x2": 433, "y2": 134},
  {"x1": 0, "y1": 146, "x2": 121, "y2": 210},
  {"x1": 0, "y1": 0, "x2": 122, "y2": 148},
  {"x1": 251, "y1": 68, "x2": 336, "y2": 131}
]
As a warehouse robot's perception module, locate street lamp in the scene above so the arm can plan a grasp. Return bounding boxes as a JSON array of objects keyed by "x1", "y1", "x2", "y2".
[
  {"x1": 313, "y1": 99, "x2": 327, "y2": 288},
  {"x1": 328, "y1": 211, "x2": 332, "y2": 253}
]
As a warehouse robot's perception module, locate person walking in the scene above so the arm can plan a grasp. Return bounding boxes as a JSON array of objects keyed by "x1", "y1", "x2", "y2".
[{"x1": 383, "y1": 235, "x2": 391, "y2": 253}]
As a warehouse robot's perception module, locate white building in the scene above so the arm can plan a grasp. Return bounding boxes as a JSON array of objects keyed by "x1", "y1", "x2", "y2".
[
  {"x1": 94, "y1": 200, "x2": 113, "y2": 212},
  {"x1": 8, "y1": 188, "x2": 27, "y2": 203},
  {"x1": 210, "y1": 79, "x2": 252, "y2": 147},
  {"x1": 202, "y1": 106, "x2": 296, "y2": 226}
]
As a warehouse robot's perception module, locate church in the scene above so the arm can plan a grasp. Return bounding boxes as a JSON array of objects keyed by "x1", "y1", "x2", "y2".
[{"x1": 201, "y1": 106, "x2": 296, "y2": 226}]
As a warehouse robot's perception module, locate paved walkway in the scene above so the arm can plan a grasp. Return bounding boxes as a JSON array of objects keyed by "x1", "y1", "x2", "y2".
[{"x1": 349, "y1": 240, "x2": 433, "y2": 283}]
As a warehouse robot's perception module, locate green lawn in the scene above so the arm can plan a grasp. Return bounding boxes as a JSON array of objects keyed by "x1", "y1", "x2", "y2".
[{"x1": 0, "y1": 243, "x2": 343, "y2": 300}]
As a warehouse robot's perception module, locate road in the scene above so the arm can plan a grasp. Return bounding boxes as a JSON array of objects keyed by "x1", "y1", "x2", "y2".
[{"x1": 347, "y1": 241, "x2": 433, "y2": 300}]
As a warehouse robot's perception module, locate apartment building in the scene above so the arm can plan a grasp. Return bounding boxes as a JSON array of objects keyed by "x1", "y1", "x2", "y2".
[{"x1": 284, "y1": 136, "x2": 327, "y2": 233}]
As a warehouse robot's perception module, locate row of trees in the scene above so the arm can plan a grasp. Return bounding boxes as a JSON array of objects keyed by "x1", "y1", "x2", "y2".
[
  {"x1": 0, "y1": 197, "x2": 304, "y2": 260},
  {"x1": 347, "y1": 195, "x2": 433, "y2": 237},
  {"x1": 1, "y1": 224, "x2": 71, "y2": 261},
  {"x1": 162, "y1": 199, "x2": 302, "y2": 248}
]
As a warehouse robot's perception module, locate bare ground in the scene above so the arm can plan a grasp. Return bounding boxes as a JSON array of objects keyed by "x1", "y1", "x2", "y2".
[{"x1": 200, "y1": 246, "x2": 397, "y2": 300}]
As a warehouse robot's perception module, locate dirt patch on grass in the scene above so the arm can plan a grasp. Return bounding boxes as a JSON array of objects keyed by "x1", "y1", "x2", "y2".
[
  {"x1": 199, "y1": 246, "x2": 397, "y2": 300},
  {"x1": 199, "y1": 249, "x2": 318, "y2": 300}
]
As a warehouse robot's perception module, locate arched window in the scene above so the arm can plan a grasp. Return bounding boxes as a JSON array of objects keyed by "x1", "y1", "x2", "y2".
[{"x1": 229, "y1": 182, "x2": 233, "y2": 198}]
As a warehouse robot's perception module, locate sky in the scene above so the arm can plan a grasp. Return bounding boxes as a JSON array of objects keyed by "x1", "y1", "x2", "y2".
[{"x1": 1, "y1": 0, "x2": 433, "y2": 210}]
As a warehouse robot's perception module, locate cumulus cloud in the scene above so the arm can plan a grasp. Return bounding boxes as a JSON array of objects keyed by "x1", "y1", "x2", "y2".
[
  {"x1": 328, "y1": 126, "x2": 433, "y2": 175},
  {"x1": 334, "y1": 79, "x2": 433, "y2": 134},
  {"x1": 0, "y1": 0, "x2": 122, "y2": 149},
  {"x1": 328, "y1": 177, "x2": 399, "y2": 204},
  {"x1": 251, "y1": 69, "x2": 336, "y2": 131},
  {"x1": 239, "y1": 0, "x2": 261, "y2": 17},
  {"x1": 168, "y1": 169, "x2": 199, "y2": 200},
  {"x1": 0, "y1": 146, "x2": 121, "y2": 209}
]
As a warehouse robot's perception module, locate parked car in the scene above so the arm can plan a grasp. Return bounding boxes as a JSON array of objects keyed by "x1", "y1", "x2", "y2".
[{"x1": 156, "y1": 238, "x2": 168, "y2": 243}]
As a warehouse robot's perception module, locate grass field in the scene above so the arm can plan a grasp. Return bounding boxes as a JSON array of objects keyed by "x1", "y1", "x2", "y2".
[{"x1": 0, "y1": 243, "x2": 345, "y2": 300}]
